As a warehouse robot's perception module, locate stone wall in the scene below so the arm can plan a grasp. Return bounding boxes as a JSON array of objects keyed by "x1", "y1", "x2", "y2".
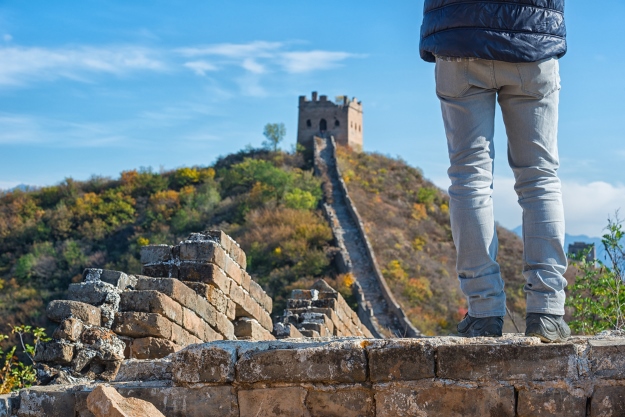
[
  {"x1": 274, "y1": 280, "x2": 374, "y2": 339},
  {"x1": 34, "y1": 231, "x2": 275, "y2": 383},
  {"x1": 5, "y1": 334, "x2": 625, "y2": 416}
]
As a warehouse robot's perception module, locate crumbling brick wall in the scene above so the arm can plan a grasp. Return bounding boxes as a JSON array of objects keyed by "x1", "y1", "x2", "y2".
[
  {"x1": 7, "y1": 335, "x2": 625, "y2": 416},
  {"x1": 274, "y1": 280, "x2": 374, "y2": 339}
]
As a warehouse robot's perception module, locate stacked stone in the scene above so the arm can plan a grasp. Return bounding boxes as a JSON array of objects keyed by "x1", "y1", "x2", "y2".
[
  {"x1": 274, "y1": 280, "x2": 374, "y2": 338},
  {"x1": 140, "y1": 231, "x2": 274, "y2": 342}
]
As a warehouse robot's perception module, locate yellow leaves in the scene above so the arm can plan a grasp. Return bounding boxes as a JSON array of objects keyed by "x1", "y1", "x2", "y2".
[
  {"x1": 342, "y1": 169, "x2": 356, "y2": 184},
  {"x1": 403, "y1": 277, "x2": 433, "y2": 303},
  {"x1": 274, "y1": 247, "x2": 282, "y2": 256},
  {"x1": 137, "y1": 237, "x2": 150, "y2": 247},
  {"x1": 120, "y1": 170, "x2": 139, "y2": 186},
  {"x1": 440, "y1": 202, "x2": 449, "y2": 214},
  {"x1": 173, "y1": 167, "x2": 215, "y2": 187},
  {"x1": 412, "y1": 235, "x2": 427, "y2": 252},
  {"x1": 411, "y1": 203, "x2": 427, "y2": 221},
  {"x1": 384, "y1": 259, "x2": 408, "y2": 282},
  {"x1": 149, "y1": 189, "x2": 180, "y2": 220}
]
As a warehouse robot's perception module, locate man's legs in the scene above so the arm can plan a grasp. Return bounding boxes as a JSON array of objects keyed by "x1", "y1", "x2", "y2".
[
  {"x1": 436, "y1": 59, "x2": 507, "y2": 321},
  {"x1": 496, "y1": 59, "x2": 568, "y2": 318}
]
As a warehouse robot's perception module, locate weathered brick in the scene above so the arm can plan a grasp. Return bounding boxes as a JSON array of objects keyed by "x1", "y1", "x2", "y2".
[
  {"x1": 120, "y1": 290, "x2": 183, "y2": 326},
  {"x1": 214, "y1": 310, "x2": 235, "y2": 340},
  {"x1": 226, "y1": 299, "x2": 236, "y2": 320},
  {"x1": 179, "y1": 240, "x2": 227, "y2": 270},
  {"x1": 257, "y1": 308, "x2": 274, "y2": 332},
  {"x1": 171, "y1": 321, "x2": 202, "y2": 346},
  {"x1": 112, "y1": 312, "x2": 172, "y2": 339},
  {"x1": 273, "y1": 323, "x2": 304, "y2": 339},
  {"x1": 33, "y1": 341, "x2": 74, "y2": 364},
  {"x1": 237, "y1": 343, "x2": 367, "y2": 383},
  {"x1": 117, "y1": 386, "x2": 238, "y2": 417},
  {"x1": 291, "y1": 289, "x2": 318, "y2": 300},
  {"x1": 375, "y1": 382, "x2": 514, "y2": 417},
  {"x1": 46, "y1": 300, "x2": 102, "y2": 326},
  {"x1": 249, "y1": 280, "x2": 272, "y2": 313},
  {"x1": 140, "y1": 244, "x2": 173, "y2": 265},
  {"x1": 592, "y1": 386, "x2": 625, "y2": 416},
  {"x1": 239, "y1": 387, "x2": 306, "y2": 417},
  {"x1": 288, "y1": 299, "x2": 312, "y2": 309},
  {"x1": 18, "y1": 386, "x2": 76, "y2": 417},
  {"x1": 234, "y1": 318, "x2": 275, "y2": 341},
  {"x1": 299, "y1": 322, "x2": 330, "y2": 337},
  {"x1": 224, "y1": 257, "x2": 243, "y2": 286},
  {"x1": 589, "y1": 339, "x2": 625, "y2": 379},
  {"x1": 114, "y1": 357, "x2": 173, "y2": 382},
  {"x1": 437, "y1": 343, "x2": 577, "y2": 381},
  {"x1": 240, "y1": 269, "x2": 251, "y2": 291},
  {"x1": 135, "y1": 278, "x2": 198, "y2": 312},
  {"x1": 517, "y1": 388, "x2": 586, "y2": 417},
  {"x1": 52, "y1": 318, "x2": 84, "y2": 342},
  {"x1": 306, "y1": 387, "x2": 374, "y2": 417},
  {"x1": 201, "y1": 320, "x2": 225, "y2": 342},
  {"x1": 300, "y1": 329, "x2": 320, "y2": 338},
  {"x1": 172, "y1": 343, "x2": 237, "y2": 383},
  {"x1": 66, "y1": 282, "x2": 116, "y2": 306},
  {"x1": 182, "y1": 307, "x2": 204, "y2": 338},
  {"x1": 0, "y1": 394, "x2": 18, "y2": 417},
  {"x1": 368, "y1": 340, "x2": 435, "y2": 382},
  {"x1": 204, "y1": 230, "x2": 232, "y2": 253},
  {"x1": 130, "y1": 337, "x2": 181, "y2": 359},
  {"x1": 142, "y1": 263, "x2": 179, "y2": 278},
  {"x1": 183, "y1": 281, "x2": 228, "y2": 314},
  {"x1": 82, "y1": 268, "x2": 137, "y2": 289},
  {"x1": 178, "y1": 262, "x2": 231, "y2": 294}
]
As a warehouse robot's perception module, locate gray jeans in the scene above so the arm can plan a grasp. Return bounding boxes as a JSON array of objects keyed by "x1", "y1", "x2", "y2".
[{"x1": 435, "y1": 57, "x2": 567, "y2": 318}]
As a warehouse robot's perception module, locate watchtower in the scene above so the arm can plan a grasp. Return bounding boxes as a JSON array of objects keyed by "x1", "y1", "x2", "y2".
[{"x1": 297, "y1": 92, "x2": 363, "y2": 151}]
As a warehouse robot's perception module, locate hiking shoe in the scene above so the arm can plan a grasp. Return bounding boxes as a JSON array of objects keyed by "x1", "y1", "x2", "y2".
[
  {"x1": 457, "y1": 314, "x2": 503, "y2": 337},
  {"x1": 525, "y1": 313, "x2": 571, "y2": 343}
]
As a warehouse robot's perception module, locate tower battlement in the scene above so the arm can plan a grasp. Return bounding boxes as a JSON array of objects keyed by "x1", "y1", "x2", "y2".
[{"x1": 297, "y1": 91, "x2": 363, "y2": 151}]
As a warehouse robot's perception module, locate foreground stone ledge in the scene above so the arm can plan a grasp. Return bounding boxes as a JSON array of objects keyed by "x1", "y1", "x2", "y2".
[{"x1": 517, "y1": 386, "x2": 587, "y2": 417}]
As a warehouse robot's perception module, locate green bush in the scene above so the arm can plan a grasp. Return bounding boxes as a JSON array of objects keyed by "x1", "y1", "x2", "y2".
[{"x1": 567, "y1": 216, "x2": 625, "y2": 334}]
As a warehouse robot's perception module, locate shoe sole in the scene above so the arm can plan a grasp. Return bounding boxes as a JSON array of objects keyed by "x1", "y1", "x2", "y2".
[{"x1": 526, "y1": 332, "x2": 567, "y2": 343}]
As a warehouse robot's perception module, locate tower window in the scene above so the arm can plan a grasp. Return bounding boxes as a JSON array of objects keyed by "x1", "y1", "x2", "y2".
[
  {"x1": 334, "y1": 120, "x2": 340, "y2": 127},
  {"x1": 320, "y1": 119, "x2": 327, "y2": 131},
  {"x1": 306, "y1": 119, "x2": 311, "y2": 128}
]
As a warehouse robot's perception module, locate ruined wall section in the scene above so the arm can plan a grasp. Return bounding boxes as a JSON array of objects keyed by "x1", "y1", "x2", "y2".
[
  {"x1": 34, "y1": 231, "x2": 275, "y2": 383},
  {"x1": 274, "y1": 281, "x2": 374, "y2": 339},
  {"x1": 6, "y1": 335, "x2": 625, "y2": 416}
]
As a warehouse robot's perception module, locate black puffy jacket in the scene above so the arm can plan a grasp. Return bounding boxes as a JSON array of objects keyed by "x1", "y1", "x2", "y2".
[{"x1": 419, "y1": 0, "x2": 566, "y2": 63}]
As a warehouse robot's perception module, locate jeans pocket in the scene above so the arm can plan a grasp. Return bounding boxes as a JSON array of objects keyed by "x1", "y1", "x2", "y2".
[
  {"x1": 435, "y1": 59, "x2": 470, "y2": 98},
  {"x1": 516, "y1": 57, "x2": 560, "y2": 99}
]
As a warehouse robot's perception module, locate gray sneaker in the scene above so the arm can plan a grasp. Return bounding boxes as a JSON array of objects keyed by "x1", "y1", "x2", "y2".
[
  {"x1": 525, "y1": 313, "x2": 571, "y2": 343},
  {"x1": 457, "y1": 314, "x2": 503, "y2": 337}
]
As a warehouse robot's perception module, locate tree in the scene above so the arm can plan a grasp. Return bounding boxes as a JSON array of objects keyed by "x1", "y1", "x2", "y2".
[{"x1": 262, "y1": 123, "x2": 286, "y2": 152}]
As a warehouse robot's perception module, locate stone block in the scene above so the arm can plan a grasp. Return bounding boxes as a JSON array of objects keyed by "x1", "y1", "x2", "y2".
[
  {"x1": 273, "y1": 323, "x2": 304, "y2": 339},
  {"x1": 33, "y1": 341, "x2": 74, "y2": 365},
  {"x1": 142, "y1": 263, "x2": 178, "y2": 279},
  {"x1": 82, "y1": 269, "x2": 137, "y2": 290},
  {"x1": 288, "y1": 298, "x2": 312, "y2": 309},
  {"x1": 140, "y1": 244, "x2": 172, "y2": 265},
  {"x1": 517, "y1": 388, "x2": 586, "y2": 417},
  {"x1": 214, "y1": 310, "x2": 236, "y2": 340},
  {"x1": 112, "y1": 312, "x2": 172, "y2": 339},
  {"x1": 171, "y1": 321, "x2": 203, "y2": 346},
  {"x1": 86, "y1": 385, "x2": 165, "y2": 417},
  {"x1": 234, "y1": 318, "x2": 275, "y2": 341},
  {"x1": 134, "y1": 278, "x2": 198, "y2": 312},
  {"x1": 120, "y1": 290, "x2": 183, "y2": 326},
  {"x1": 592, "y1": 386, "x2": 625, "y2": 416},
  {"x1": 130, "y1": 337, "x2": 181, "y2": 359},
  {"x1": 117, "y1": 386, "x2": 239, "y2": 417},
  {"x1": 179, "y1": 240, "x2": 227, "y2": 269},
  {"x1": 239, "y1": 387, "x2": 307, "y2": 417},
  {"x1": 240, "y1": 269, "x2": 251, "y2": 291},
  {"x1": 172, "y1": 343, "x2": 237, "y2": 383},
  {"x1": 306, "y1": 387, "x2": 374, "y2": 417},
  {"x1": 249, "y1": 280, "x2": 272, "y2": 313},
  {"x1": 182, "y1": 307, "x2": 204, "y2": 338},
  {"x1": 375, "y1": 382, "x2": 515, "y2": 417},
  {"x1": 0, "y1": 394, "x2": 18, "y2": 417},
  {"x1": 368, "y1": 340, "x2": 435, "y2": 382},
  {"x1": 237, "y1": 343, "x2": 367, "y2": 383},
  {"x1": 47, "y1": 300, "x2": 101, "y2": 326},
  {"x1": 226, "y1": 299, "x2": 236, "y2": 320},
  {"x1": 257, "y1": 309, "x2": 274, "y2": 332},
  {"x1": 437, "y1": 343, "x2": 577, "y2": 381},
  {"x1": 589, "y1": 339, "x2": 625, "y2": 379},
  {"x1": 178, "y1": 262, "x2": 231, "y2": 294},
  {"x1": 115, "y1": 358, "x2": 173, "y2": 381},
  {"x1": 204, "y1": 230, "x2": 232, "y2": 254},
  {"x1": 299, "y1": 322, "x2": 330, "y2": 337},
  {"x1": 291, "y1": 289, "x2": 319, "y2": 300},
  {"x1": 183, "y1": 281, "x2": 229, "y2": 314},
  {"x1": 18, "y1": 386, "x2": 76, "y2": 417},
  {"x1": 67, "y1": 281, "x2": 117, "y2": 306},
  {"x1": 224, "y1": 257, "x2": 243, "y2": 286},
  {"x1": 300, "y1": 329, "x2": 320, "y2": 338},
  {"x1": 52, "y1": 318, "x2": 84, "y2": 342}
]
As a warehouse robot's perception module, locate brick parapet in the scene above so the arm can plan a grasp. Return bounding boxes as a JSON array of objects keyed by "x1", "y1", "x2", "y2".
[{"x1": 9, "y1": 335, "x2": 625, "y2": 416}]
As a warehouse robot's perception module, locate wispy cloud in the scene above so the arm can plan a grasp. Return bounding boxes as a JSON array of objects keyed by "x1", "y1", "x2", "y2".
[
  {"x1": 176, "y1": 41, "x2": 283, "y2": 59},
  {"x1": 183, "y1": 60, "x2": 218, "y2": 76},
  {"x1": 280, "y1": 50, "x2": 359, "y2": 73},
  {"x1": 0, "y1": 45, "x2": 166, "y2": 87}
]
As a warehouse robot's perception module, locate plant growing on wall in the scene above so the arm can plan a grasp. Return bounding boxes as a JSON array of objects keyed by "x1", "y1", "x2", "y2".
[
  {"x1": 567, "y1": 215, "x2": 625, "y2": 334},
  {"x1": 0, "y1": 325, "x2": 49, "y2": 394}
]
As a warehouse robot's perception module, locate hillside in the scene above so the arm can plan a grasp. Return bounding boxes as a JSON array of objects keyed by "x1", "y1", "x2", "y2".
[
  {"x1": 336, "y1": 147, "x2": 526, "y2": 335},
  {"x1": 0, "y1": 149, "x2": 353, "y2": 342}
]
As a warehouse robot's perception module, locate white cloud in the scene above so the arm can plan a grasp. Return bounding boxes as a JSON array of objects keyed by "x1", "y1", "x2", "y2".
[
  {"x1": 0, "y1": 45, "x2": 165, "y2": 87},
  {"x1": 241, "y1": 58, "x2": 265, "y2": 74},
  {"x1": 431, "y1": 175, "x2": 625, "y2": 237},
  {"x1": 183, "y1": 60, "x2": 218, "y2": 76},
  {"x1": 176, "y1": 41, "x2": 283, "y2": 59},
  {"x1": 3, "y1": 34, "x2": 12, "y2": 42},
  {"x1": 280, "y1": 50, "x2": 359, "y2": 73}
]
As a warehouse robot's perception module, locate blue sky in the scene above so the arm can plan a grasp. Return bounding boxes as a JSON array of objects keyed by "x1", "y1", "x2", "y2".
[{"x1": 1, "y1": 1, "x2": 624, "y2": 237}]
